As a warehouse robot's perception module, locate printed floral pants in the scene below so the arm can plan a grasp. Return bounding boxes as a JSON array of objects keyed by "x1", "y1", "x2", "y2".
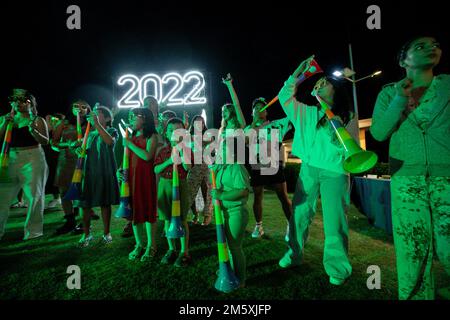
[
  {"x1": 187, "y1": 164, "x2": 213, "y2": 218},
  {"x1": 391, "y1": 176, "x2": 450, "y2": 300}
]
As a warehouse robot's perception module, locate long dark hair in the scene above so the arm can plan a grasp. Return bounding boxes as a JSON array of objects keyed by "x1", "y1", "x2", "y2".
[
  {"x1": 317, "y1": 76, "x2": 353, "y2": 128},
  {"x1": 397, "y1": 35, "x2": 435, "y2": 65},
  {"x1": 131, "y1": 107, "x2": 156, "y2": 139},
  {"x1": 66, "y1": 99, "x2": 88, "y2": 126},
  {"x1": 221, "y1": 103, "x2": 240, "y2": 130},
  {"x1": 9, "y1": 88, "x2": 38, "y2": 115},
  {"x1": 189, "y1": 115, "x2": 207, "y2": 135}
]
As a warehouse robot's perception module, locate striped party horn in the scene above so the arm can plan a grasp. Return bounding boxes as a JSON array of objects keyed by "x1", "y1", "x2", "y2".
[
  {"x1": 167, "y1": 149, "x2": 185, "y2": 239},
  {"x1": 115, "y1": 123, "x2": 132, "y2": 218},
  {"x1": 315, "y1": 95, "x2": 378, "y2": 174},
  {"x1": 76, "y1": 112, "x2": 82, "y2": 141},
  {"x1": 210, "y1": 168, "x2": 240, "y2": 293},
  {"x1": 259, "y1": 58, "x2": 323, "y2": 112},
  {"x1": 0, "y1": 119, "x2": 14, "y2": 182},
  {"x1": 63, "y1": 121, "x2": 91, "y2": 200}
]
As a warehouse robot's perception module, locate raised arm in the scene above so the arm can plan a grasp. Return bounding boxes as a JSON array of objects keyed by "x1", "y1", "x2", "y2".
[
  {"x1": 222, "y1": 73, "x2": 246, "y2": 128},
  {"x1": 278, "y1": 56, "x2": 316, "y2": 122},
  {"x1": 370, "y1": 78, "x2": 411, "y2": 142},
  {"x1": 88, "y1": 108, "x2": 114, "y2": 146},
  {"x1": 182, "y1": 111, "x2": 190, "y2": 129}
]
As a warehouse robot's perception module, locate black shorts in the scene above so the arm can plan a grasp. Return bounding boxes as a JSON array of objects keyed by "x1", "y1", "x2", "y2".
[{"x1": 249, "y1": 162, "x2": 286, "y2": 187}]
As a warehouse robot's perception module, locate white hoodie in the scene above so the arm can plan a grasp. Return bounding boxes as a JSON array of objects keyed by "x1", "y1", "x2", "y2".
[{"x1": 278, "y1": 75, "x2": 356, "y2": 175}]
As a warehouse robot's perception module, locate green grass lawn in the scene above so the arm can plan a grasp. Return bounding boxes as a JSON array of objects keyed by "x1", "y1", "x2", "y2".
[{"x1": 0, "y1": 192, "x2": 448, "y2": 300}]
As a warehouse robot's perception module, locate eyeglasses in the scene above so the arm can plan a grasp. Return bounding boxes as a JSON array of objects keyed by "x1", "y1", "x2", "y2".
[
  {"x1": 128, "y1": 113, "x2": 144, "y2": 120},
  {"x1": 72, "y1": 104, "x2": 88, "y2": 109}
]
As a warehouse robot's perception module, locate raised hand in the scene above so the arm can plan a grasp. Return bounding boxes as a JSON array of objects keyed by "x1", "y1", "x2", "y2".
[
  {"x1": 395, "y1": 78, "x2": 413, "y2": 97},
  {"x1": 87, "y1": 112, "x2": 99, "y2": 126},
  {"x1": 222, "y1": 73, "x2": 233, "y2": 85},
  {"x1": 183, "y1": 111, "x2": 189, "y2": 128},
  {"x1": 293, "y1": 55, "x2": 315, "y2": 78},
  {"x1": 87, "y1": 103, "x2": 100, "y2": 126}
]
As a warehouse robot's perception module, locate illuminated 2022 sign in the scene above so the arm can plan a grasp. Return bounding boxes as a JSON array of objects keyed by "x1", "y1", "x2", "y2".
[{"x1": 116, "y1": 71, "x2": 207, "y2": 108}]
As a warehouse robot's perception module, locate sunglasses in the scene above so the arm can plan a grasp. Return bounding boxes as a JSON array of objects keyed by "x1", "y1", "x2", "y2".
[
  {"x1": 9, "y1": 96, "x2": 31, "y2": 104},
  {"x1": 314, "y1": 78, "x2": 330, "y2": 91},
  {"x1": 72, "y1": 103, "x2": 88, "y2": 109}
]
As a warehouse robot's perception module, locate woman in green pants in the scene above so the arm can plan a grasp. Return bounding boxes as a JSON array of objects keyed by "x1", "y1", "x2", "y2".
[
  {"x1": 371, "y1": 36, "x2": 449, "y2": 300},
  {"x1": 277, "y1": 56, "x2": 358, "y2": 286},
  {"x1": 210, "y1": 74, "x2": 250, "y2": 286}
]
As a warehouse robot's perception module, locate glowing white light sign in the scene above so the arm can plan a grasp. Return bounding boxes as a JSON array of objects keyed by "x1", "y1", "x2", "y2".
[{"x1": 116, "y1": 71, "x2": 207, "y2": 108}]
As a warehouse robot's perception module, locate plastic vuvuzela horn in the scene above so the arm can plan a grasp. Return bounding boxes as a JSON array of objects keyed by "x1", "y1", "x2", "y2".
[
  {"x1": 210, "y1": 168, "x2": 240, "y2": 293},
  {"x1": 260, "y1": 59, "x2": 323, "y2": 112},
  {"x1": 315, "y1": 95, "x2": 378, "y2": 174},
  {"x1": 167, "y1": 149, "x2": 185, "y2": 239},
  {"x1": 115, "y1": 123, "x2": 132, "y2": 219},
  {"x1": 76, "y1": 112, "x2": 82, "y2": 141},
  {"x1": 0, "y1": 110, "x2": 14, "y2": 183},
  {"x1": 63, "y1": 122, "x2": 91, "y2": 201}
]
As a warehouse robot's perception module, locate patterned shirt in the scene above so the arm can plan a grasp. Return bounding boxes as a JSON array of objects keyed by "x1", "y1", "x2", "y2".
[{"x1": 154, "y1": 145, "x2": 190, "y2": 180}]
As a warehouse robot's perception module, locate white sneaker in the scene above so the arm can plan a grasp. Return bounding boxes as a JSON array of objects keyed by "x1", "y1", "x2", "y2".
[
  {"x1": 251, "y1": 224, "x2": 264, "y2": 238},
  {"x1": 278, "y1": 252, "x2": 301, "y2": 269},
  {"x1": 23, "y1": 232, "x2": 43, "y2": 241},
  {"x1": 102, "y1": 234, "x2": 113, "y2": 244},
  {"x1": 79, "y1": 234, "x2": 94, "y2": 248},
  {"x1": 11, "y1": 201, "x2": 28, "y2": 209},
  {"x1": 46, "y1": 198, "x2": 61, "y2": 209},
  {"x1": 329, "y1": 276, "x2": 345, "y2": 286}
]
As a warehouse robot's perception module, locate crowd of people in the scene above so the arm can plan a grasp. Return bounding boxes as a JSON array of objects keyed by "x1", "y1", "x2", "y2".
[{"x1": 0, "y1": 36, "x2": 448, "y2": 300}]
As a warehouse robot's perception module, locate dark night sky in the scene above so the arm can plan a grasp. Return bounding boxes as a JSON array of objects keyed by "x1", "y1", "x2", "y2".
[{"x1": 0, "y1": 0, "x2": 448, "y2": 161}]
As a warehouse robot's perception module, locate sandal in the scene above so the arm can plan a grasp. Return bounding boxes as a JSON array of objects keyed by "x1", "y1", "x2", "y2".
[
  {"x1": 129, "y1": 245, "x2": 144, "y2": 261},
  {"x1": 11, "y1": 201, "x2": 27, "y2": 209},
  {"x1": 10, "y1": 202, "x2": 21, "y2": 209},
  {"x1": 141, "y1": 246, "x2": 157, "y2": 262}
]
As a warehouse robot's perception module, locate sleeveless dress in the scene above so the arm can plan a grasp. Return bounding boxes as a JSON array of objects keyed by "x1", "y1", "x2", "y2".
[
  {"x1": 77, "y1": 127, "x2": 120, "y2": 208},
  {"x1": 128, "y1": 135, "x2": 157, "y2": 224}
]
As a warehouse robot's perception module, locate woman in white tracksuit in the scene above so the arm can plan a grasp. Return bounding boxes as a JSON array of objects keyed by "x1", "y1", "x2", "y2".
[
  {"x1": 277, "y1": 57, "x2": 359, "y2": 285},
  {"x1": 0, "y1": 89, "x2": 49, "y2": 241}
]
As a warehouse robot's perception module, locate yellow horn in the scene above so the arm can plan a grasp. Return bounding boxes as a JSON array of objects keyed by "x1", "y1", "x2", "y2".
[{"x1": 316, "y1": 95, "x2": 378, "y2": 174}]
